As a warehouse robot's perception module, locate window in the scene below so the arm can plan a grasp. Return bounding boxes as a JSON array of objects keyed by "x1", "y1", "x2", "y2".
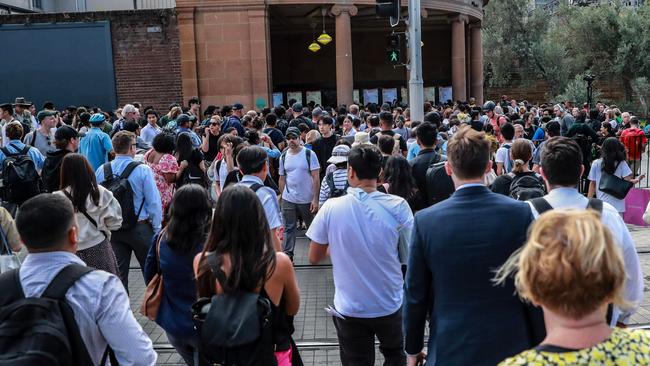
[{"x1": 32, "y1": 0, "x2": 42, "y2": 9}]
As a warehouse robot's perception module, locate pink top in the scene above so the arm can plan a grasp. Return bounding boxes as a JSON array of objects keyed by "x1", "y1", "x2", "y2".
[{"x1": 144, "y1": 150, "x2": 179, "y2": 211}]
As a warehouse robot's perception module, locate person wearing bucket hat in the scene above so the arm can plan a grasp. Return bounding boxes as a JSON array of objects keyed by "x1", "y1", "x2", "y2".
[
  {"x1": 318, "y1": 144, "x2": 350, "y2": 207},
  {"x1": 351, "y1": 131, "x2": 372, "y2": 147},
  {"x1": 279, "y1": 123, "x2": 320, "y2": 261},
  {"x1": 79, "y1": 113, "x2": 113, "y2": 171},
  {"x1": 12, "y1": 97, "x2": 33, "y2": 135}
]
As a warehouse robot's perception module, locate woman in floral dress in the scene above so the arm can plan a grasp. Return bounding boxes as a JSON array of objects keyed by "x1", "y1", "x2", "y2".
[{"x1": 143, "y1": 133, "x2": 179, "y2": 213}]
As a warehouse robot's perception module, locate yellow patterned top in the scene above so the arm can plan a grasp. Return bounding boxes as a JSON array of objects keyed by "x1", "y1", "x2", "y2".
[{"x1": 499, "y1": 328, "x2": 650, "y2": 365}]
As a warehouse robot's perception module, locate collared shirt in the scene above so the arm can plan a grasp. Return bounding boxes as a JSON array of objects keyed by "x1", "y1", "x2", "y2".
[
  {"x1": 528, "y1": 187, "x2": 643, "y2": 325},
  {"x1": 0, "y1": 139, "x2": 45, "y2": 170},
  {"x1": 457, "y1": 183, "x2": 484, "y2": 190},
  {"x1": 95, "y1": 155, "x2": 162, "y2": 233},
  {"x1": 140, "y1": 124, "x2": 161, "y2": 145},
  {"x1": 79, "y1": 127, "x2": 113, "y2": 171},
  {"x1": 19, "y1": 251, "x2": 156, "y2": 365},
  {"x1": 176, "y1": 127, "x2": 201, "y2": 148},
  {"x1": 236, "y1": 175, "x2": 282, "y2": 230},
  {"x1": 307, "y1": 187, "x2": 414, "y2": 318}
]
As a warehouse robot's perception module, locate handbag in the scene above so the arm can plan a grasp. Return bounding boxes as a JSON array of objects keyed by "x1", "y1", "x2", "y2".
[
  {"x1": 599, "y1": 162, "x2": 633, "y2": 200},
  {"x1": 0, "y1": 224, "x2": 19, "y2": 273},
  {"x1": 140, "y1": 230, "x2": 165, "y2": 320}
]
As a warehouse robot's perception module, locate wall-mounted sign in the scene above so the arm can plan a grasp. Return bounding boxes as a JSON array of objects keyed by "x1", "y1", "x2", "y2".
[
  {"x1": 363, "y1": 89, "x2": 379, "y2": 104},
  {"x1": 306, "y1": 91, "x2": 322, "y2": 106}
]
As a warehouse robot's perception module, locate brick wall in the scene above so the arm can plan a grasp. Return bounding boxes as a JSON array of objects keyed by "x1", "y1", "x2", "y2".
[{"x1": 1, "y1": 9, "x2": 182, "y2": 113}]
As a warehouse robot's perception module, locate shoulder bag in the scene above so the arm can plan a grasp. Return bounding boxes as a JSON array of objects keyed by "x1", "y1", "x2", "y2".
[
  {"x1": 140, "y1": 230, "x2": 165, "y2": 320},
  {"x1": 599, "y1": 161, "x2": 633, "y2": 200}
]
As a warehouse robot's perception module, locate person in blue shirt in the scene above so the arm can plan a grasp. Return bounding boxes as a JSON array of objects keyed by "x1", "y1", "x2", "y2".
[
  {"x1": 221, "y1": 103, "x2": 246, "y2": 137},
  {"x1": 8, "y1": 194, "x2": 156, "y2": 365},
  {"x1": 144, "y1": 185, "x2": 210, "y2": 366},
  {"x1": 0, "y1": 121, "x2": 45, "y2": 170},
  {"x1": 96, "y1": 131, "x2": 162, "y2": 290},
  {"x1": 79, "y1": 113, "x2": 113, "y2": 171},
  {"x1": 235, "y1": 145, "x2": 283, "y2": 251},
  {"x1": 175, "y1": 114, "x2": 201, "y2": 148}
]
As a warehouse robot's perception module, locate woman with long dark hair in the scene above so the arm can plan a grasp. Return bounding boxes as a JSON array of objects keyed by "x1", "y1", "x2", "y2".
[
  {"x1": 54, "y1": 153, "x2": 122, "y2": 274},
  {"x1": 588, "y1": 137, "x2": 644, "y2": 214},
  {"x1": 175, "y1": 133, "x2": 207, "y2": 188},
  {"x1": 144, "y1": 185, "x2": 212, "y2": 365},
  {"x1": 193, "y1": 185, "x2": 301, "y2": 365},
  {"x1": 379, "y1": 155, "x2": 421, "y2": 212}
]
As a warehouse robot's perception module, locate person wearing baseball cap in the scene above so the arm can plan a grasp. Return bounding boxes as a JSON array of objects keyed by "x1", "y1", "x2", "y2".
[
  {"x1": 289, "y1": 102, "x2": 316, "y2": 130},
  {"x1": 318, "y1": 144, "x2": 350, "y2": 207},
  {"x1": 221, "y1": 103, "x2": 245, "y2": 136},
  {"x1": 23, "y1": 110, "x2": 58, "y2": 156},
  {"x1": 279, "y1": 124, "x2": 320, "y2": 261},
  {"x1": 79, "y1": 113, "x2": 113, "y2": 171},
  {"x1": 40, "y1": 125, "x2": 82, "y2": 192}
]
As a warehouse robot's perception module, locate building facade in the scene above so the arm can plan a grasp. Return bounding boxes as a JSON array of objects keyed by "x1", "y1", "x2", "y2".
[
  {"x1": 0, "y1": 0, "x2": 174, "y2": 14},
  {"x1": 176, "y1": 0, "x2": 487, "y2": 109}
]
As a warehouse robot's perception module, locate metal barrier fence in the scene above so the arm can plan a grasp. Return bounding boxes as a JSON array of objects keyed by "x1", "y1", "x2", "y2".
[{"x1": 576, "y1": 133, "x2": 649, "y2": 194}]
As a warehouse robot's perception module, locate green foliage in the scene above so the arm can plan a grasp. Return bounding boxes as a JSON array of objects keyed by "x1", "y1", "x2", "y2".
[
  {"x1": 555, "y1": 74, "x2": 601, "y2": 105},
  {"x1": 484, "y1": 0, "x2": 650, "y2": 112}
]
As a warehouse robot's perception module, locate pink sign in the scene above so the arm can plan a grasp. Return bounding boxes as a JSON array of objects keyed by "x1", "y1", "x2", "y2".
[{"x1": 624, "y1": 188, "x2": 650, "y2": 226}]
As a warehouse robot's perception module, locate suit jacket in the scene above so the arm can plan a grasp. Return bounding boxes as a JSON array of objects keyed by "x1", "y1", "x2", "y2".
[{"x1": 404, "y1": 185, "x2": 545, "y2": 366}]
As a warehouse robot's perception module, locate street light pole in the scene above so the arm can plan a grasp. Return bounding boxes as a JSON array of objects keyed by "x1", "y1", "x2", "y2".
[
  {"x1": 584, "y1": 74, "x2": 595, "y2": 109},
  {"x1": 407, "y1": 0, "x2": 424, "y2": 122}
]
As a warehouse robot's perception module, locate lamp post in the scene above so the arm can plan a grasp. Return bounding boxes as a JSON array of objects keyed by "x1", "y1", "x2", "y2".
[{"x1": 583, "y1": 74, "x2": 595, "y2": 109}]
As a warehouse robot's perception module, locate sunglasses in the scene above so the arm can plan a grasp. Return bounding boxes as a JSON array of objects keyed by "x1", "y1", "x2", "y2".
[{"x1": 210, "y1": 122, "x2": 219, "y2": 126}]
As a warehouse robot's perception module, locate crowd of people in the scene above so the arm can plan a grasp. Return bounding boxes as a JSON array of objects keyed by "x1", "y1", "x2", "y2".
[{"x1": 0, "y1": 94, "x2": 649, "y2": 365}]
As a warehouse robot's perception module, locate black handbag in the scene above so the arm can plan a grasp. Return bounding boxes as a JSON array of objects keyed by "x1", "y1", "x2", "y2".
[{"x1": 599, "y1": 161, "x2": 633, "y2": 200}]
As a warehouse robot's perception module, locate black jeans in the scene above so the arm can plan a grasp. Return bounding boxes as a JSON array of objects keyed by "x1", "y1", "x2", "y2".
[
  {"x1": 332, "y1": 309, "x2": 405, "y2": 366},
  {"x1": 110, "y1": 222, "x2": 153, "y2": 291}
]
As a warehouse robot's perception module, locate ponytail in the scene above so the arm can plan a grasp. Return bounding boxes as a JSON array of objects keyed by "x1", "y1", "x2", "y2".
[{"x1": 512, "y1": 159, "x2": 526, "y2": 174}]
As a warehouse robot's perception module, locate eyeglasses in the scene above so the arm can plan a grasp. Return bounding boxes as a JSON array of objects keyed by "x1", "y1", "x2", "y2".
[{"x1": 286, "y1": 135, "x2": 299, "y2": 140}]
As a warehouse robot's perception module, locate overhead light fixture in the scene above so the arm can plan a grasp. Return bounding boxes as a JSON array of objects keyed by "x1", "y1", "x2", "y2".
[
  {"x1": 309, "y1": 42, "x2": 321, "y2": 52},
  {"x1": 309, "y1": 22, "x2": 321, "y2": 52},
  {"x1": 317, "y1": 7, "x2": 332, "y2": 45}
]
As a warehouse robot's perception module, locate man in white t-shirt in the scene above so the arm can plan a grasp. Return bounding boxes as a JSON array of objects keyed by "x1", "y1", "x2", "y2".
[
  {"x1": 279, "y1": 127, "x2": 320, "y2": 260},
  {"x1": 307, "y1": 144, "x2": 413, "y2": 365}
]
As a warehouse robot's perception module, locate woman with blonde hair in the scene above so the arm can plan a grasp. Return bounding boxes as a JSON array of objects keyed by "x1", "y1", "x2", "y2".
[
  {"x1": 496, "y1": 210, "x2": 650, "y2": 365},
  {"x1": 490, "y1": 138, "x2": 545, "y2": 199}
]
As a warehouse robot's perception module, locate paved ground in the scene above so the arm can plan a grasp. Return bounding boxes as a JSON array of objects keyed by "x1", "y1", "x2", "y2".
[{"x1": 128, "y1": 227, "x2": 650, "y2": 365}]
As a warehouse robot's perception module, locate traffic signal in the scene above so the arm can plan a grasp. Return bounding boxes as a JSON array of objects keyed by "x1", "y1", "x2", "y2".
[
  {"x1": 386, "y1": 34, "x2": 401, "y2": 65},
  {"x1": 376, "y1": 0, "x2": 400, "y2": 26}
]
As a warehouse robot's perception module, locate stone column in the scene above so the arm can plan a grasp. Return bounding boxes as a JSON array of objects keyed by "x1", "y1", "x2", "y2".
[
  {"x1": 177, "y1": 7, "x2": 199, "y2": 102},
  {"x1": 450, "y1": 15, "x2": 468, "y2": 102},
  {"x1": 470, "y1": 23, "x2": 484, "y2": 105},
  {"x1": 331, "y1": 4, "x2": 357, "y2": 107}
]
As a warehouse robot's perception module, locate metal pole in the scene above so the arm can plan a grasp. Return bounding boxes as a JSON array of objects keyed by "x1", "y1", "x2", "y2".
[{"x1": 407, "y1": 0, "x2": 424, "y2": 122}]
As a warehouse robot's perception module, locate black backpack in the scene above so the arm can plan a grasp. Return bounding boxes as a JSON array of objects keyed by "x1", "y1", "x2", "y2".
[
  {"x1": 192, "y1": 253, "x2": 277, "y2": 366},
  {"x1": 425, "y1": 160, "x2": 455, "y2": 206},
  {"x1": 325, "y1": 172, "x2": 348, "y2": 199},
  {"x1": 0, "y1": 144, "x2": 43, "y2": 205},
  {"x1": 0, "y1": 264, "x2": 115, "y2": 366},
  {"x1": 507, "y1": 173, "x2": 546, "y2": 201},
  {"x1": 100, "y1": 162, "x2": 143, "y2": 231}
]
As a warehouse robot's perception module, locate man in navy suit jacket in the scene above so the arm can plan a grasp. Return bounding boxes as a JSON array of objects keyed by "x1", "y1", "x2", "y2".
[{"x1": 403, "y1": 126, "x2": 545, "y2": 366}]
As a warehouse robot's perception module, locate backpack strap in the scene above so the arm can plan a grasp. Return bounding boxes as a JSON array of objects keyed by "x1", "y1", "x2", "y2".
[
  {"x1": 326, "y1": 172, "x2": 335, "y2": 194},
  {"x1": 0, "y1": 269, "x2": 25, "y2": 305},
  {"x1": 530, "y1": 197, "x2": 553, "y2": 215},
  {"x1": 587, "y1": 198, "x2": 603, "y2": 214},
  {"x1": 0, "y1": 147, "x2": 11, "y2": 157},
  {"x1": 249, "y1": 183, "x2": 264, "y2": 193},
  {"x1": 19, "y1": 145, "x2": 31, "y2": 156},
  {"x1": 61, "y1": 190, "x2": 106, "y2": 239},
  {"x1": 280, "y1": 150, "x2": 287, "y2": 177},
  {"x1": 103, "y1": 163, "x2": 114, "y2": 180},
  {"x1": 206, "y1": 252, "x2": 228, "y2": 290},
  {"x1": 120, "y1": 161, "x2": 141, "y2": 180},
  {"x1": 305, "y1": 148, "x2": 312, "y2": 169},
  {"x1": 41, "y1": 264, "x2": 94, "y2": 300}
]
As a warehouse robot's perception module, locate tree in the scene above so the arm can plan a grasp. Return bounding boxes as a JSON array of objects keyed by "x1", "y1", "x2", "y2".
[{"x1": 484, "y1": 0, "x2": 650, "y2": 113}]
